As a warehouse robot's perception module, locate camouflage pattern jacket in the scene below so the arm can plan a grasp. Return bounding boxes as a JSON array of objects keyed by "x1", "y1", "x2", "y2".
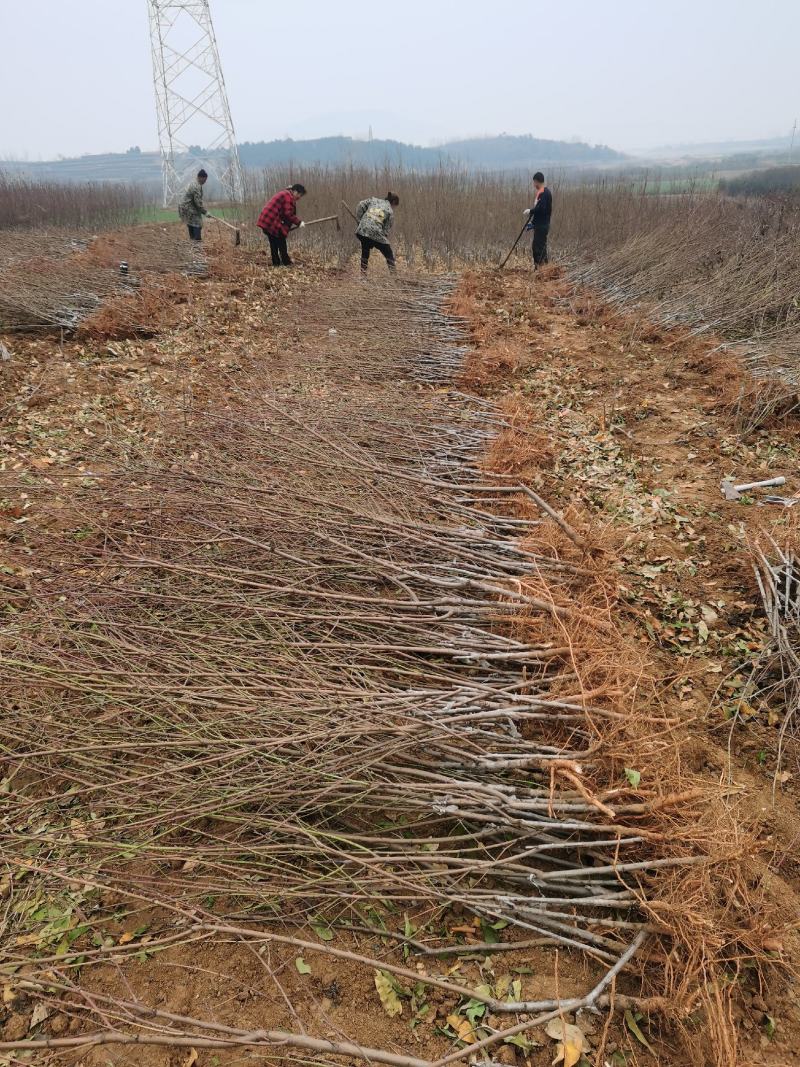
[
  {"x1": 178, "y1": 181, "x2": 207, "y2": 226},
  {"x1": 355, "y1": 198, "x2": 394, "y2": 244}
]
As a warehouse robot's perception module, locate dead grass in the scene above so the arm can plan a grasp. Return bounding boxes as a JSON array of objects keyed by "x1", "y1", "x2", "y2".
[
  {"x1": 454, "y1": 264, "x2": 797, "y2": 1067},
  {"x1": 481, "y1": 398, "x2": 556, "y2": 475},
  {"x1": 510, "y1": 503, "x2": 776, "y2": 1067},
  {"x1": 722, "y1": 370, "x2": 800, "y2": 436}
]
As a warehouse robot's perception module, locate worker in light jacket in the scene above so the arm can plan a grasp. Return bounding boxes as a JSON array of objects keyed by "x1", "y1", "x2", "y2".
[
  {"x1": 257, "y1": 183, "x2": 307, "y2": 266},
  {"x1": 523, "y1": 172, "x2": 553, "y2": 268},
  {"x1": 178, "y1": 169, "x2": 208, "y2": 241},
  {"x1": 355, "y1": 192, "x2": 399, "y2": 273}
]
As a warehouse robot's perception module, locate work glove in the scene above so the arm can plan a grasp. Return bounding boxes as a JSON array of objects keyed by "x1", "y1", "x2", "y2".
[
  {"x1": 522, "y1": 208, "x2": 531, "y2": 216},
  {"x1": 298, "y1": 221, "x2": 306, "y2": 228}
]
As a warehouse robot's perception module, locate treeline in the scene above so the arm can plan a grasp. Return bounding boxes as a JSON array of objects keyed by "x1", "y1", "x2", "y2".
[
  {"x1": 238, "y1": 134, "x2": 624, "y2": 171},
  {"x1": 0, "y1": 172, "x2": 147, "y2": 230},
  {"x1": 720, "y1": 165, "x2": 800, "y2": 199}
]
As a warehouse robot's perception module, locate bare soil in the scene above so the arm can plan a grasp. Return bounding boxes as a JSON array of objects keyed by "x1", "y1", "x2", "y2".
[{"x1": 2, "y1": 244, "x2": 800, "y2": 1066}]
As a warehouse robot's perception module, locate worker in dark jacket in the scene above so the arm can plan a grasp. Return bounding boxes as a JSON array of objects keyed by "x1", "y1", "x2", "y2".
[
  {"x1": 178, "y1": 169, "x2": 208, "y2": 241},
  {"x1": 257, "y1": 183, "x2": 307, "y2": 266},
  {"x1": 523, "y1": 172, "x2": 553, "y2": 268}
]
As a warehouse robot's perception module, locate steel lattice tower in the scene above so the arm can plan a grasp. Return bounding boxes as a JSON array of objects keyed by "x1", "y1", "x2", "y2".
[{"x1": 148, "y1": 0, "x2": 245, "y2": 206}]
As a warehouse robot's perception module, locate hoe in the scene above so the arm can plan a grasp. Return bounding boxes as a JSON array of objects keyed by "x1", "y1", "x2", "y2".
[{"x1": 206, "y1": 213, "x2": 241, "y2": 246}]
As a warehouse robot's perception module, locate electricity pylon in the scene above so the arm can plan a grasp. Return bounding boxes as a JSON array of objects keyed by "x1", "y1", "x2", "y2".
[{"x1": 148, "y1": 0, "x2": 245, "y2": 206}]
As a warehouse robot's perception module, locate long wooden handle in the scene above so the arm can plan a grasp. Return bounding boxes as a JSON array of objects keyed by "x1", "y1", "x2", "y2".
[
  {"x1": 340, "y1": 200, "x2": 358, "y2": 221},
  {"x1": 499, "y1": 219, "x2": 530, "y2": 269},
  {"x1": 303, "y1": 215, "x2": 339, "y2": 227},
  {"x1": 207, "y1": 213, "x2": 240, "y2": 232}
]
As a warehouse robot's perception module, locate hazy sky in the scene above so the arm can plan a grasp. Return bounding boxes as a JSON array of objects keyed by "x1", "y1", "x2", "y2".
[{"x1": 1, "y1": 0, "x2": 798, "y2": 158}]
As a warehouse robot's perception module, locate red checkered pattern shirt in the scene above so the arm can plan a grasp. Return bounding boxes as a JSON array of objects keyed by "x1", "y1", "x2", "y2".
[{"x1": 257, "y1": 190, "x2": 301, "y2": 237}]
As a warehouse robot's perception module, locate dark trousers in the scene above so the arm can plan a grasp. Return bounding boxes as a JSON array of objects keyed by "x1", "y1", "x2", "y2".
[
  {"x1": 358, "y1": 235, "x2": 395, "y2": 273},
  {"x1": 532, "y1": 226, "x2": 549, "y2": 267},
  {"x1": 266, "y1": 232, "x2": 291, "y2": 266},
  {"x1": 187, "y1": 224, "x2": 202, "y2": 241}
]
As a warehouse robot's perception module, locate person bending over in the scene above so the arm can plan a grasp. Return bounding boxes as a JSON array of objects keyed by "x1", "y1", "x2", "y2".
[
  {"x1": 257, "y1": 183, "x2": 307, "y2": 266},
  {"x1": 355, "y1": 192, "x2": 399, "y2": 273},
  {"x1": 179, "y1": 169, "x2": 208, "y2": 241},
  {"x1": 523, "y1": 172, "x2": 553, "y2": 268}
]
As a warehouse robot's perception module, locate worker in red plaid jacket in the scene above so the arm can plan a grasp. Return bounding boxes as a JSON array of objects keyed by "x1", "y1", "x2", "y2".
[{"x1": 257, "y1": 183, "x2": 307, "y2": 266}]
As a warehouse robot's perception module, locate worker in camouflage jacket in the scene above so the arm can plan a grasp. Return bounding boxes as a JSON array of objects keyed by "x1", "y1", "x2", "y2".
[
  {"x1": 178, "y1": 169, "x2": 208, "y2": 241},
  {"x1": 355, "y1": 192, "x2": 399, "y2": 273}
]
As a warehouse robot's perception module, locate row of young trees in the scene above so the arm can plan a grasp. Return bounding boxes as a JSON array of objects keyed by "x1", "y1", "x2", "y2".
[
  {"x1": 720, "y1": 164, "x2": 800, "y2": 199},
  {"x1": 0, "y1": 172, "x2": 147, "y2": 230}
]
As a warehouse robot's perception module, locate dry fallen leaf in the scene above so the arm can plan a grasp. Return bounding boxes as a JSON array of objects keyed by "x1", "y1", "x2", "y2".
[
  {"x1": 545, "y1": 1018, "x2": 585, "y2": 1067},
  {"x1": 447, "y1": 1013, "x2": 476, "y2": 1044},
  {"x1": 15, "y1": 933, "x2": 41, "y2": 947},
  {"x1": 554, "y1": 1040, "x2": 583, "y2": 1067},
  {"x1": 118, "y1": 931, "x2": 135, "y2": 944},
  {"x1": 374, "y1": 970, "x2": 403, "y2": 1017},
  {"x1": 29, "y1": 1002, "x2": 51, "y2": 1029},
  {"x1": 182, "y1": 1049, "x2": 198, "y2": 1067}
]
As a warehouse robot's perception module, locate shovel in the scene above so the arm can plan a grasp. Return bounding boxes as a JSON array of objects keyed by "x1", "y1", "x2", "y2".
[{"x1": 207, "y1": 213, "x2": 241, "y2": 246}]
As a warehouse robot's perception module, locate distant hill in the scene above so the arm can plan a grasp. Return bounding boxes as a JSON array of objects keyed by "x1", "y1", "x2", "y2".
[
  {"x1": 1, "y1": 150, "x2": 164, "y2": 186},
  {"x1": 640, "y1": 133, "x2": 795, "y2": 161},
  {"x1": 240, "y1": 134, "x2": 625, "y2": 170},
  {"x1": 2, "y1": 134, "x2": 626, "y2": 185},
  {"x1": 434, "y1": 135, "x2": 623, "y2": 167}
]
